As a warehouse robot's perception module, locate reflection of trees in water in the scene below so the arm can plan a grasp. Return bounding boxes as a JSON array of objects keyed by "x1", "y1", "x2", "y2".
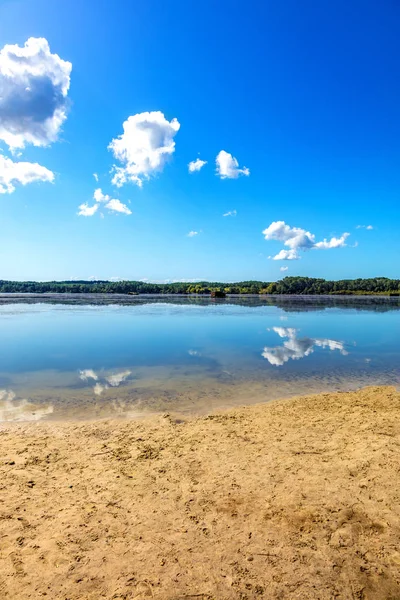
[
  {"x1": 262, "y1": 327, "x2": 348, "y2": 366},
  {"x1": 265, "y1": 295, "x2": 400, "y2": 313},
  {"x1": 0, "y1": 294, "x2": 399, "y2": 312}
]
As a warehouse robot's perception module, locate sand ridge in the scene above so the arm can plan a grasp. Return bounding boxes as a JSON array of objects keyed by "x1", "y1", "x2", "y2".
[{"x1": 0, "y1": 386, "x2": 399, "y2": 599}]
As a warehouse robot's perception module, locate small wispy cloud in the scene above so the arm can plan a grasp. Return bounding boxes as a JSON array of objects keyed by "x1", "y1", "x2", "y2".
[
  {"x1": 93, "y1": 173, "x2": 99, "y2": 182},
  {"x1": 105, "y1": 198, "x2": 132, "y2": 215},
  {"x1": 78, "y1": 188, "x2": 131, "y2": 217},
  {"x1": 139, "y1": 278, "x2": 204, "y2": 284},
  {"x1": 280, "y1": 266, "x2": 288, "y2": 272},
  {"x1": 187, "y1": 230, "x2": 200, "y2": 237},
  {"x1": 313, "y1": 235, "x2": 350, "y2": 250},
  {"x1": 223, "y1": 209, "x2": 237, "y2": 217},
  {"x1": 356, "y1": 225, "x2": 374, "y2": 230},
  {"x1": 78, "y1": 202, "x2": 99, "y2": 217},
  {"x1": 188, "y1": 158, "x2": 207, "y2": 173}
]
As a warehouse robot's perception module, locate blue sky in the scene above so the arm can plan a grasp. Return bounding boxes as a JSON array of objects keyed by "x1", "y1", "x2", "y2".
[{"x1": 0, "y1": 0, "x2": 399, "y2": 282}]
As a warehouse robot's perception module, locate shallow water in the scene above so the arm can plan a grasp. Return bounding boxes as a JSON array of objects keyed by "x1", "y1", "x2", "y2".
[{"x1": 0, "y1": 295, "x2": 399, "y2": 421}]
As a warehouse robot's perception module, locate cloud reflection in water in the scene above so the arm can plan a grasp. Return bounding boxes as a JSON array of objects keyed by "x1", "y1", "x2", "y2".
[
  {"x1": 262, "y1": 327, "x2": 348, "y2": 366},
  {"x1": 0, "y1": 389, "x2": 53, "y2": 422},
  {"x1": 79, "y1": 369, "x2": 132, "y2": 395},
  {"x1": 106, "y1": 370, "x2": 131, "y2": 387},
  {"x1": 79, "y1": 369, "x2": 98, "y2": 381}
]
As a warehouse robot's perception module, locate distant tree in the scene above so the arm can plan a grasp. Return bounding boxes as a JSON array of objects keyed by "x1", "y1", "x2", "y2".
[{"x1": 0, "y1": 277, "x2": 399, "y2": 295}]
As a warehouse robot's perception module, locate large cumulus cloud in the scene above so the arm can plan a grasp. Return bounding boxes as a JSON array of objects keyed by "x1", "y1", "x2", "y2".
[
  {"x1": 0, "y1": 37, "x2": 72, "y2": 149},
  {"x1": 109, "y1": 111, "x2": 180, "y2": 188}
]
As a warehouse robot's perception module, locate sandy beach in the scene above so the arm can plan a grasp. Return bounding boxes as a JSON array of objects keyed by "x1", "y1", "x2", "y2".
[{"x1": 0, "y1": 385, "x2": 399, "y2": 599}]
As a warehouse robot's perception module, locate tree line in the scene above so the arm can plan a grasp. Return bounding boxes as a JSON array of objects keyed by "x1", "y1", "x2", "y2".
[{"x1": 0, "y1": 277, "x2": 399, "y2": 295}]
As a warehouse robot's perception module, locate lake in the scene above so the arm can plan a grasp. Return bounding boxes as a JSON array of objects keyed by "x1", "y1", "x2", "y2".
[{"x1": 0, "y1": 295, "x2": 399, "y2": 421}]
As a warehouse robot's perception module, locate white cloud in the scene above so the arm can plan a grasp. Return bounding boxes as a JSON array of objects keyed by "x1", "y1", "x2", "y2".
[
  {"x1": 137, "y1": 277, "x2": 205, "y2": 284},
  {"x1": 78, "y1": 188, "x2": 131, "y2": 217},
  {"x1": 187, "y1": 230, "x2": 199, "y2": 237},
  {"x1": 263, "y1": 221, "x2": 315, "y2": 252},
  {"x1": 0, "y1": 37, "x2": 72, "y2": 150},
  {"x1": 262, "y1": 327, "x2": 348, "y2": 366},
  {"x1": 78, "y1": 202, "x2": 99, "y2": 217},
  {"x1": 313, "y1": 233, "x2": 349, "y2": 249},
  {"x1": 216, "y1": 150, "x2": 250, "y2": 179},
  {"x1": 93, "y1": 188, "x2": 105, "y2": 202},
  {"x1": 356, "y1": 225, "x2": 373, "y2": 230},
  {"x1": 109, "y1": 111, "x2": 180, "y2": 187},
  {"x1": 0, "y1": 154, "x2": 54, "y2": 194},
  {"x1": 263, "y1": 221, "x2": 350, "y2": 260},
  {"x1": 272, "y1": 249, "x2": 299, "y2": 261},
  {"x1": 106, "y1": 198, "x2": 132, "y2": 215},
  {"x1": 93, "y1": 173, "x2": 98, "y2": 182},
  {"x1": 188, "y1": 158, "x2": 207, "y2": 172},
  {"x1": 280, "y1": 266, "x2": 288, "y2": 272},
  {"x1": 223, "y1": 209, "x2": 237, "y2": 217}
]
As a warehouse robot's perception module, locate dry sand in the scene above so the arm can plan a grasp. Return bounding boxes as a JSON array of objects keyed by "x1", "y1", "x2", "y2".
[{"x1": 0, "y1": 386, "x2": 399, "y2": 599}]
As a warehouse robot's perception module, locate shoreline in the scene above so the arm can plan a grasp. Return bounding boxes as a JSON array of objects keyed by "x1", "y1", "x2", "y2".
[
  {"x1": 2, "y1": 372, "x2": 399, "y2": 423},
  {"x1": 0, "y1": 292, "x2": 398, "y2": 297},
  {"x1": 1, "y1": 385, "x2": 399, "y2": 599}
]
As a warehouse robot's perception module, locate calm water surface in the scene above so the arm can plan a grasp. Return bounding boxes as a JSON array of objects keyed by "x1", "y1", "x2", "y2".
[{"x1": 0, "y1": 295, "x2": 399, "y2": 421}]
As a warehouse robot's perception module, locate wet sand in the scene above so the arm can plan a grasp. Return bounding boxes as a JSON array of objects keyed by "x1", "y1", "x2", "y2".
[{"x1": 0, "y1": 386, "x2": 399, "y2": 599}]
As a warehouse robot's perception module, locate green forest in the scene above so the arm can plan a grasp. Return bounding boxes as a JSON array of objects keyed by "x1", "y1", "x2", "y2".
[{"x1": 0, "y1": 277, "x2": 399, "y2": 295}]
